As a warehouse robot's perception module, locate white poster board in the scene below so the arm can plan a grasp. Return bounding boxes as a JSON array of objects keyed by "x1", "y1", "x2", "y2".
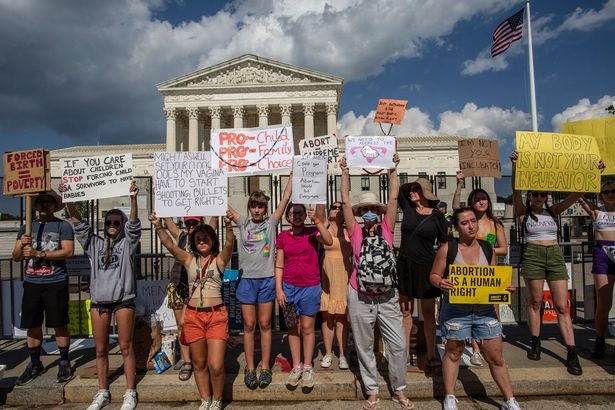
[
  {"x1": 2, "y1": 280, "x2": 26, "y2": 338},
  {"x1": 153, "y1": 151, "x2": 228, "y2": 217},
  {"x1": 60, "y1": 154, "x2": 133, "y2": 202},
  {"x1": 298, "y1": 134, "x2": 340, "y2": 172},
  {"x1": 292, "y1": 156, "x2": 327, "y2": 204},
  {"x1": 344, "y1": 136, "x2": 396, "y2": 169},
  {"x1": 136, "y1": 280, "x2": 177, "y2": 332},
  {"x1": 210, "y1": 125, "x2": 294, "y2": 175}
]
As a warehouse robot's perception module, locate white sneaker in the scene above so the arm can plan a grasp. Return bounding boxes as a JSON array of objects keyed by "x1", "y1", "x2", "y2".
[
  {"x1": 501, "y1": 397, "x2": 521, "y2": 410},
  {"x1": 209, "y1": 398, "x2": 223, "y2": 410},
  {"x1": 199, "y1": 398, "x2": 210, "y2": 410},
  {"x1": 443, "y1": 394, "x2": 458, "y2": 410},
  {"x1": 86, "y1": 389, "x2": 110, "y2": 410},
  {"x1": 321, "y1": 353, "x2": 333, "y2": 368},
  {"x1": 119, "y1": 389, "x2": 138, "y2": 410},
  {"x1": 470, "y1": 351, "x2": 484, "y2": 366},
  {"x1": 286, "y1": 366, "x2": 302, "y2": 386},
  {"x1": 301, "y1": 368, "x2": 315, "y2": 388},
  {"x1": 338, "y1": 355, "x2": 349, "y2": 370}
]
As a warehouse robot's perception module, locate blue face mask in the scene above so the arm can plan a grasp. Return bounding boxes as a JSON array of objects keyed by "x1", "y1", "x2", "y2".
[{"x1": 362, "y1": 210, "x2": 378, "y2": 223}]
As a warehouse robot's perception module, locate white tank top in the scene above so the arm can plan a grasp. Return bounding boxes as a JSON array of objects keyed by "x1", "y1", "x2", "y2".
[
  {"x1": 594, "y1": 206, "x2": 615, "y2": 232},
  {"x1": 524, "y1": 213, "x2": 558, "y2": 241}
]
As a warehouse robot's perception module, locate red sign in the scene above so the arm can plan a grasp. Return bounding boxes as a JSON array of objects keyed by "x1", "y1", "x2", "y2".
[{"x1": 542, "y1": 290, "x2": 575, "y2": 322}]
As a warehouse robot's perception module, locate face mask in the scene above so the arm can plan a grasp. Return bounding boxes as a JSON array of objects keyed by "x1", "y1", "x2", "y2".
[{"x1": 362, "y1": 210, "x2": 378, "y2": 223}]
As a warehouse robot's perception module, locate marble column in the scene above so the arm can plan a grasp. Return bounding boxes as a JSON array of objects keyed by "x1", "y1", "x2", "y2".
[
  {"x1": 257, "y1": 104, "x2": 269, "y2": 127},
  {"x1": 164, "y1": 107, "x2": 177, "y2": 152},
  {"x1": 280, "y1": 103, "x2": 293, "y2": 126},
  {"x1": 326, "y1": 102, "x2": 338, "y2": 136},
  {"x1": 232, "y1": 105, "x2": 245, "y2": 129},
  {"x1": 186, "y1": 106, "x2": 199, "y2": 152},
  {"x1": 303, "y1": 103, "x2": 315, "y2": 139},
  {"x1": 209, "y1": 106, "x2": 222, "y2": 130}
]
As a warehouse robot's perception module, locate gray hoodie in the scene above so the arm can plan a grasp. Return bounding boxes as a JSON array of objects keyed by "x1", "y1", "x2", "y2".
[{"x1": 73, "y1": 212, "x2": 141, "y2": 304}]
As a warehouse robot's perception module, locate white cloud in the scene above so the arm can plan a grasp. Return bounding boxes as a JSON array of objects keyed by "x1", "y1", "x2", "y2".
[
  {"x1": 461, "y1": 49, "x2": 513, "y2": 76},
  {"x1": 551, "y1": 95, "x2": 615, "y2": 131}
]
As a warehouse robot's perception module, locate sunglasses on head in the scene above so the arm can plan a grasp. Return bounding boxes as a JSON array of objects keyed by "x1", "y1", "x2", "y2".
[
  {"x1": 105, "y1": 220, "x2": 121, "y2": 227},
  {"x1": 601, "y1": 189, "x2": 615, "y2": 195},
  {"x1": 330, "y1": 204, "x2": 343, "y2": 210},
  {"x1": 531, "y1": 192, "x2": 547, "y2": 198}
]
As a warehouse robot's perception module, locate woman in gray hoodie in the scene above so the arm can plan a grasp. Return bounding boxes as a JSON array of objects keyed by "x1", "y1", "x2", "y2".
[{"x1": 66, "y1": 181, "x2": 141, "y2": 410}]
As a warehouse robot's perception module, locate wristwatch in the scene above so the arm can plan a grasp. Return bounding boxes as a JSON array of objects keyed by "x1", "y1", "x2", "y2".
[{"x1": 39, "y1": 251, "x2": 47, "y2": 259}]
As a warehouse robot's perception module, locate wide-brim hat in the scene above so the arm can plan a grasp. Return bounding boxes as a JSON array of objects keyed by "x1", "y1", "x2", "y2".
[
  {"x1": 352, "y1": 192, "x2": 387, "y2": 216},
  {"x1": 400, "y1": 177, "x2": 439, "y2": 202},
  {"x1": 35, "y1": 190, "x2": 64, "y2": 213}
]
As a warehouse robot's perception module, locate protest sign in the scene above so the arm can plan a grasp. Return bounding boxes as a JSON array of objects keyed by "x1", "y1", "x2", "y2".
[
  {"x1": 68, "y1": 299, "x2": 92, "y2": 336},
  {"x1": 59, "y1": 154, "x2": 133, "y2": 202},
  {"x1": 210, "y1": 125, "x2": 294, "y2": 175},
  {"x1": 292, "y1": 156, "x2": 327, "y2": 204},
  {"x1": 136, "y1": 280, "x2": 176, "y2": 332},
  {"x1": 374, "y1": 99, "x2": 408, "y2": 125},
  {"x1": 154, "y1": 151, "x2": 227, "y2": 217},
  {"x1": 3, "y1": 149, "x2": 49, "y2": 196},
  {"x1": 562, "y1": 118, "x2": 615, "y2": 175},
  {"x1": 448, "y1": 264, "x2": 512, "y2": 304},
  {"x1": 515, "y1": 131, "x2": 601, "y2": 193},
  {"x1": 458, "y1": 138, "x2": 501, "y2": 178},
  {"x1": 345, "y1": 136, "x2": 396, "y2": 169}
]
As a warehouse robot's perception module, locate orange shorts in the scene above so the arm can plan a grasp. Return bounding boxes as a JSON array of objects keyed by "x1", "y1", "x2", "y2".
[{"x1": 182, "y1": 304, "x2": 229, "y2": 343}]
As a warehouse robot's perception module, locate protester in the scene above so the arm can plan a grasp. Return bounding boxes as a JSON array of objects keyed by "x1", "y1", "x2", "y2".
[
  {"x1": 340, "y1": 155, "x2": 415, "y2": 410},
  {"x1": 276, "y1": 203, "x2": 332, "y2": 389},
  {"x1": 66, "y1": 181, "x2": 141, "y2": 410},
  {"x1": 319, "y1": 201, "x2": 352, "y2": 370},
  {"x1": 164, "y1": 216, "x2": 218, "y2": 381},
  {"x1": 429, "y1": 207, "x2": 520, "y2": 410},
  {"x1": 226, "y1": 179, "x2": 291, "y2": 389},
  {"x1": 150, "y1": 211, "x2": 234, "y2": 410},
  {"x1": 453, "y1": 170, "x2": 508, "y2": 365},
  {"x1": 511, "y1": 151, "x2": 583, "y2": 375},
  {"x1": 578, "y1": 181, "x2": 615, "y2": 359},
  {"x1": 397, "y1": 177, "x2": 448, "y2": 371},
  {"x1": 12, "y1": 190, "x2": 74, "y2": 386},
  {"x1": 437, "y1": 201, "x2": 453, "y2": 235}
]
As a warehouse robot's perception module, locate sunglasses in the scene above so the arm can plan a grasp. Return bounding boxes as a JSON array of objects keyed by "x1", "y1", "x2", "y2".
[
  {"x1": 358, "y1": 206, "x2": 379, "y2": 213},
  {"x1": 105, "y1": 220, "x2": 121, "y2": 227},
  {"x1": 601, "y1": 189, "x2": 615, "y2": 195},
  {"x1": 531, "y1": 192, "x2": 547, "y2": 198},
  {"x1": 185, "y1": 221, "x2": 199, "y2": 227},
  {"x1": 330, "y1": 204, "x2": 343, "y2": 210}
]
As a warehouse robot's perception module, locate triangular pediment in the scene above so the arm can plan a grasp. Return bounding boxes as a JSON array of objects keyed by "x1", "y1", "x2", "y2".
[{"x1": 157, "y1": 54, "x2": 343, "y2": 90}]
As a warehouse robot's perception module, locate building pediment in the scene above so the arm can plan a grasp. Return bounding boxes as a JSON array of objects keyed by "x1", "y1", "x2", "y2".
[{"x1": 157, "y1": 54, "x2": 343, "y2": 91}]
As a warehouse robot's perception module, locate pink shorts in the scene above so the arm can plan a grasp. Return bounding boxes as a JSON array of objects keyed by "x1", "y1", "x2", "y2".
[{"x1": 182, "y1": 304, "x2": 229, "y2": 343}]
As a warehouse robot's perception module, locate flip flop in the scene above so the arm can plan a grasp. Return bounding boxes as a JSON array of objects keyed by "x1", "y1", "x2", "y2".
[
  {"x1": 178, "y1": 361, "x2": 193, "y2": 381},
  {"x1": 392, "y1": 395, "x2": 416, "y2": 410}
]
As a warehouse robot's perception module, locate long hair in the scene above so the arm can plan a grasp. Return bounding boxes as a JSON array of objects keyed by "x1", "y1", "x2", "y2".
[
  {"x1": 103, "y1": 209, "x2": 127, "y2": 268},
  {"x1": 189, "y1": 224, "x2": 220, "y2": 257},
  {"x1": 468, "y1": 188, "x2": 503, "y2": 227}
]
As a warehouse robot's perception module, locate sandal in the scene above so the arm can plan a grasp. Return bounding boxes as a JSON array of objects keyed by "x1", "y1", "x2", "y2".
[
  {"x1": 363, "y1": 398, "x2": 379, "y2": 410},
  {"x1": 244, "y1": 368, "x2": 258, "y2": 389},
  {"x1": 178, "y1": 361, "x2": 193, "y2": 381},
  {"x1": 258, "y1": 368, "x2": 272, "y2": 388},
  {"x1": 392, "y1": 395, "x2": 416, "y2": 410}
]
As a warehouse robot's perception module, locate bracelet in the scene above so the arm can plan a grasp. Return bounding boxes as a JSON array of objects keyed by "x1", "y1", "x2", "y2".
[{"x1": 313, "y1": 218, "x2": 321, "y2": 225}]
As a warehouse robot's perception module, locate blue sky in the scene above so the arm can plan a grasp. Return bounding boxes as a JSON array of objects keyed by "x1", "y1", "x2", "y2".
[{"x1": 0, "y1": 0, "x2": 613, "y2": 181}]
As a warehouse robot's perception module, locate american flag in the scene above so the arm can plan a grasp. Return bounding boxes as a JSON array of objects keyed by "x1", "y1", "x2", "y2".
[{"x1": 491, "y1": 8, "x2": 524, "y2": 58}]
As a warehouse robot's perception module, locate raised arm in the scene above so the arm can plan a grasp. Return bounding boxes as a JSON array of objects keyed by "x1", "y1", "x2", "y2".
[
  {"x1": 149, "y1": 211, "x2": 191, "y2": 266},
  {"x1": 216, "y1": 217, "x2": 235, "y2": 268},
  {"x1": 494, "y1": 222, "x2": 508, "y2": 256},
  {"x1": 226, "y1": 205, "x2": 240, "y2": 224},
  {"x1": 208, "y1": 216, "x2": 219, "y2": 231},
  {"x1": 163, "y1": 217, "x2": 181, "y2": 241},
  {"x1": 385, "y1": 153, "x2": 400, "y2": 228},
  {"x1": 339, "y1": 157, "x2": 356, "y2": 236},
  {"x1": 550, "y1": 192, "x2": 584, "y2": 216},
  {"x1": 310, "y1": 206, "x2": 333, "y2": 246},
  {"x1": 452, "y1": 170, "x2": 464, "y2": 210},
  {"x1": 272, "y1": 173, "x2": 293, "y2": 222},
  {"x1": 129, "y1": 181, "x2": 139, "y2": 223},
  {"x1": 510, "y1": 151, "x2": 525, "y2": 219},
  {"x1": 65, "y1": 202, "x2": 82, "y2": 222},
  {"x1": 577, "y1": 196, "x2": 598, "y2": 219}
]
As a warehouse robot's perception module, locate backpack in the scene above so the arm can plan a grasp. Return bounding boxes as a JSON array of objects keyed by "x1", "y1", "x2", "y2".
[
  {"x1": 357, "y1": 225, "x2": 397, "y2": 293},
  {"x1": 445, "y1": 237, "x2": 494, "y2": 277}
]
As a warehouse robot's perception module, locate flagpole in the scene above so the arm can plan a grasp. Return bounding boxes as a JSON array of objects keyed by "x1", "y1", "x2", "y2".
[{"x1": 526, "y1": 0, "x2": 538, "y2": 131}]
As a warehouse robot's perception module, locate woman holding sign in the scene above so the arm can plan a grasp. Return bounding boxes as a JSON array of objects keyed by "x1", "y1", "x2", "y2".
[
  {"x1": 511, "y1": 151, "x2": 584, "y2": 375},
  {"x1": 66, "y1": 181, "x2": 141, "y2": 410},
  {"x1": 149, "y1": 211, "x2": 234, "y2": 410},
  {"x1": 429, "y1": 207, "x2": 519, "y2": 410}
]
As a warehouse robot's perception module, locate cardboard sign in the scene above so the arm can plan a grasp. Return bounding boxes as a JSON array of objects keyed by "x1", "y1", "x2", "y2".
[
  {"x1": 374, "y1": 99, "x2": 408, "y2": 124},
  {"x1": 562, "y1": 117, "x2": 615, "y2": 175},
  {"x1": 210, "y1": 125, "x2": 294, "y2": 175},
  {"x1": 292, "y1": 156, "x2": 327, "y2": 204},
  {"x1": 59, "y1": 154, "x2": 133, "y2": 202},
  {"x1": 68, "y1": 299, "x2": 92, "y2": 336},
  {"x1": 153, "y1": 151, "x2": 228, "y2": 217},
  {"x1": 458, "y1": 138, "x2": 501, "y2": 178},
  {"x1": 448, "y1": 264, "x2": 512, "y2": 304},
  {"x1": 345, "y1": 136, "x2": 396, "y2": 169},
  {"x1": 515, "y1": 131, "x2": 601, "y2": 193},
  {"x1": 3, "y1": 149, "x2": 49, "y2": 196},
  {"x1": 135, "y1": 280, "x2": 176, "y2": 332}
]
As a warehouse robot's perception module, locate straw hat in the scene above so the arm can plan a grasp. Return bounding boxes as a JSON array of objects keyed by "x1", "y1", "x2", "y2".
[
  {"x1": 34, "y1": 190, "x2": 64, "y2": 213},
  {"x1": 352, "y1": 192, "x2": 387, "y2": 216},
  {"x1": 400, "y1": 177, "x2": 439, "y2": 202}
]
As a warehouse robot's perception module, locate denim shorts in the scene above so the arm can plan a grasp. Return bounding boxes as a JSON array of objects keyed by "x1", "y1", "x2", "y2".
[
  {"x1": 236, "y1": 277, "x2": 275, "y2": 304},
  {"x1": 439, "y1": 301, "x2": 502, "y2": 342},
  {"x1": 90, "y1": 299, "x2": 136, "y2": 314},
  {"x1": 592, "y1": 240, "x2": 615, "y2": 275},
  {"x1": 282, "y1": 282, "x2": 322, "y2": 316}
]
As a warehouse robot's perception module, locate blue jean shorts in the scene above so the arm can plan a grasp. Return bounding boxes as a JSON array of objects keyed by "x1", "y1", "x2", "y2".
[
  {"x1": 236, "y1": 277, "x2": 275, "y2": 304},
  {"x1": 440, "y1": 301, "x2": 502, "y2": 341},
  {"x1": 282, "y1": 282, "x2": 322, "y2": 316}
]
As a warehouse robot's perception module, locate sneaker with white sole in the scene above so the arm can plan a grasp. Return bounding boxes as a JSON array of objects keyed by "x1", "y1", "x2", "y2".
[
  {"x1": 301, "y1": 368, "x2": 315, "y2": 388},
  {"x1": 321, "y1": 353, "x2": 332, "y2": 368},
  {"x1": 286, "y1": 366, "x2": 302, "y2": 386},
  {"x1": 199, "y1": 398, "x2": 211, "y2": 410},
  {"x1": 86, "y1": 389, "x2": 111, "y2": 410},
  {"x1": 209, "y1": 398, "x2": 223, "y2": 410},
  {"x1": 338, "y1": 355, "x2": 349, "y2": 370},
  {"x1": 501, "y1": 397, "x2": 521, "y2": 410},
  {"x1": 470, "y1": 351, "x2": 484, "y2": 366},
  {"x1": 120, "y1": 389, "x2": 138, "y2": 410},
  {"x1": 443, "y1": 394, "x2": 458, "y2": 410}
]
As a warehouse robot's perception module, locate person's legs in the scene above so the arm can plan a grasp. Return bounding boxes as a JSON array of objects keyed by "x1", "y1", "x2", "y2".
[
  {"x1": 241, "y1": 304, "x2": 257, "y2": 370},
  {"x1": 206, "y1": 339, "x2": 226, "y2": 399},
  {"x1": 257, "y1": 301, "x2": 274, "y2": 370},
  {"x1": 421, "y1": 298, "x2": 437, "y2": 361},
  {"x1": 190, "y1": 339, "x2": 211, "y2": 400},
  {"x1": 115, "y1": 307, "x2": 136, "y2": 389},
  {"x1": 321, "y1": 312, "x2": 335, "y2": 358},
  {"x1": 594, "y1": 274, "x2": 615, "y2": 338},
  {"x1": 173, "y1": 308, "x2": 191, "y2": 363},
  {"x1": 334, "y1": 314, "x2": 348, "y2": 358},
  {"x1": 548, "y1": 279, "x2": 575, "y2": 346},
  {"x1": 300, "y1": 315, "x2": 316, "y2": 367},
  {"x1": 90, "y1": 309, "x2": 113, "y2": 389},
  {"x1": 524, "y1": 278, "x2": 544, "y2": 337},
  {"x1": 442, "y1": 340, "x2": 464, "y2": 395},
  {"x1": 481, "y1": 338, "x2": 514, "y2": 400},
  {"x1": 400, "y1": 296, "x2": 414, "y2": 358}
]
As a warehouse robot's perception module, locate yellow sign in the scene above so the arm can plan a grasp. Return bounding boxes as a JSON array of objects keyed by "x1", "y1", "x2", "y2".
[
  {"x1": 562, "y1": 117, "x2": 615, "y2": 175},
  {"x1": 448, "y1": 264, "x2": 512, "y2": 304},
  {"x1": 68, "y1": 299, "x2": 92, "y2": 336},
  {"x1": 515, "y1": 131, "x2": 601, "y2": 193}
]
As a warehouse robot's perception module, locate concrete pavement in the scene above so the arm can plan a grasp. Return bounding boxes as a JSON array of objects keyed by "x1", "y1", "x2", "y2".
[{"x1": 1, "y1": 324, "x2": 614, "y2": 407}]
